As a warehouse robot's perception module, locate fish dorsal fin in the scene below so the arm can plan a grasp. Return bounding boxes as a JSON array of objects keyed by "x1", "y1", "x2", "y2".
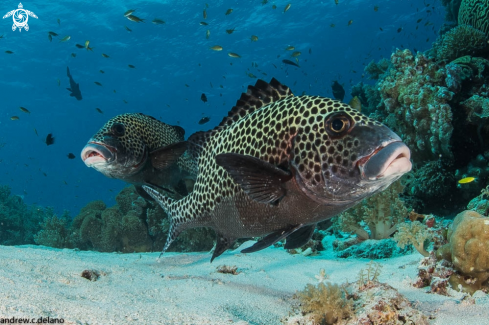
[
  {"x1": 217, "y1": 77, "x2": 293, "y2": 128},
  {"x1": 188, "y1": 78, "x2": 293, "y2": 156}
]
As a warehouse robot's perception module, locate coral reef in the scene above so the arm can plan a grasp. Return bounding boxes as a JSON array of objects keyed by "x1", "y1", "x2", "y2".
[
  {"x1": 0, "y1": 184, "x2": 54, "y2": 246},
  {"x1": 335, "y1": 181, "x2": 409, "y2": 241},
  {"x1": 34, "y1": 212, "x2": 76, "y2": 248},
  {"x1": 441, "y1": 0, "x2": 462, "y2": 22},
  {"x1": 376, "y1": 49, "x2": 455, "y2": 162},
  {"x1": 458, "y1": 0, "x2": 489, "y2": 35},
  {"x1": 36, "y1": 185, "x2": 215, "y2": 253},
  {"x1": 350, "y1": 82, "x2": 381, "y2": 116},
  {"x1": 467, "y1": 183, "x2": 489, "y2": 215},
  {"x1": 431, "y1": 25, "x2": 489, "y2": 62},
  {"x1": 364, "y1": 58, "x2": 390, "y2": 79}
]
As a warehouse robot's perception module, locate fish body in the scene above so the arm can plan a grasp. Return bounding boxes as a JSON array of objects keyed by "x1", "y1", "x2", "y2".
[
  {"x1": 19, "y1": 107, "x2": 30, "y2": 114},
  {"x1": 59, "y1": 35, "x2": 71, "y2": 42},
  {"x1": 124, "y1": 9, "x2": 135, "y2": 17},
  {"x1": 200, "y1": 21, "x2": 209, "y2": 26},
  {"x1": 144, "y1": 78, "x2": 412, "y2": 261},
  {"x1": 251, "y1": 35, "x2": 258, "y2": 42},
  {"x1": 458, "y1": 177, "x2": 475, "y2": 184},
  {"x1": 152, "y1": 18, "x2": 165, "y2": 25},
  {"x1": 282, "y1": 59, "x2": 299, "y2": 67},
  {"x1": 81, "y1": 113, "x2": 196, "y2": 198},
  {"x1": 210, "y1": 45, "x2": 223, "y2": 51},
  {"x1": 228, "y1": 52, "x2": 241, "y2": 58},
  {"x1": 348, "y1": 96, "x2": 362, "y2": 112},
  {"x1": 75, "y1": 44, "x2": 84, "y2": 49},
  {"x1": 5, "y1": 50, "x2": 13, "y2": 54},
  {"x1": 199, "y1": 116, "x2": 210, "y2": 125},
  {"x1": 10, "y1": 116, "x2": 19, "y2": 120},
  {"x1": 124, "y1": 26, "x2": 132, "y2": 32},
  {"x1": 206, "y1": 29, "x2": 210, "y2": 39},
  {"x1": 102, "y1": 53, "x2": 109, "y2": 58},
  {"x1": 66, "y1": 67, "x2": 82, "y2": 100},
  {"x1": 291, "y1": 51, "x2": 301, "y2": 57},
  {"x1": 225, "y1": 9, "x2": 233, "y2": 15},
  {"x1": 203, "y1": 9, "x2": 207, "y2": 19},
  {"x1": 126, "y1": 14, "x2": 144, "y2": 23},
  {"x1": 284, "y1": 3, "x2": 291, "y2": 12},
  {"x1": 128, "y1": 64, "x2": 136, "y2": 68},
  {"x1": 201, "y1": 93, "x2": 208, "y2": 102},
  {"x1": 45, "y1": 133, "x2": 55, "y2": 146},
  {"x1": 331, "y1": 80, "x2": 345, "y2": 101}
]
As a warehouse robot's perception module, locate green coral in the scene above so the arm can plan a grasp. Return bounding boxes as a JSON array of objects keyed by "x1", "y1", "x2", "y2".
[
  {"x1": 458, "y1": 0, "x2": 489, "y2": 35},
  {"x1": 296, "y1": 281, "x2": 353, "y2": 325},
  {"x1": 432, "y1": 25, "x2": 489, "y2": 62},
  {"x1": 0, "y1": 184, "x2": 53, "y2": 245},
  {"x1": 34, "y1": 211, "x2": 77, "y2": 248},
  {"x1": 393, "y1": 221, "x2": 432, "y2": 257},
  {"x1": 364, "y1": 58, "x2": 390, "y2": 79},
  {"x1": 335, "y1": 181, "x2": 409, "y2": 240}
]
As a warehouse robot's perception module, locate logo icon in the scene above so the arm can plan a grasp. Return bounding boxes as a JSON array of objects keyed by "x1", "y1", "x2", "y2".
[{"x1": 3, "y1": 3, "x2": 38, "y2": 32}]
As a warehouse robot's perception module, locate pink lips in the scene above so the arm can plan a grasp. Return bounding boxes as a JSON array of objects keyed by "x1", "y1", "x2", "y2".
[
  {"x1": 81, "y1": 142, "x2": 115, "y2": 167},
  {"x1": 359, "y1": 141, "x2": 412, "y2": 180}
]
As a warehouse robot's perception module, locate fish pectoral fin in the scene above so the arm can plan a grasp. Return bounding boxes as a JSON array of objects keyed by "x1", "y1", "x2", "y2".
[
  {"x1": 241, "y1": 224, "x2": 303, "y2": 254},
  {"x1": 283, "y1": 224, "x2": 316, "y2": 249},
  {"x1": 211, "y1": 232, "x2": 236, "y2": 262},
  {"x1": 150, "y1": 141, "x2": 188, "y2": 169},
  {"x1": 215, "y1": 153, "x2": 292, "y2": 204}
]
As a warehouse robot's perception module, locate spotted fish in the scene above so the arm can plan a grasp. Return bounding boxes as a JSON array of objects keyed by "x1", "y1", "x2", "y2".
[
  {"x1": 144, "y1": 79, "x2": 412, "y2": 261},
  {"x1": 81, "y1": 113, "x2": 196, "y2": 199}
]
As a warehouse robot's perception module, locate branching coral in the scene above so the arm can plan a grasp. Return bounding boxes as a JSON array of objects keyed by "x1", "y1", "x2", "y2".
[
  {"x1": 34, "y1": 211, "x2": 76, "y2": 248},
  {"x1": 432, "y1": 25, "x2": 489, "y2": 62},
  {"x1": 393, "y1": 221, "x2": 432, "y2": 257},
  {"x1": 336, "y1": 181, "x2": 408, "y2": 240}
]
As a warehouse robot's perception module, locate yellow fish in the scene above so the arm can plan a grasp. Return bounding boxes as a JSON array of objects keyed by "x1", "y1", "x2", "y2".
[
  {"x1": 348, "y1": 20, "x2": 353, "y2": 26},
  {"x1": 458, "y1": 177, "x2": 475, "y2": 184},
  {"x1": 126, "y1": 14, "x2": 145, "y2": 23},
  {"x1": 285, "y1": 46, "x2": 295, "y2": 51},
  {"x1": 250, "y1": 35, "x2": 258, "y2": 42},
  {"x1": 284, "y1": 3, "x2": 291, "y2": 12},
  {"x1": 59, "y1": 36, "x2": 71, "y2": 42},
  {"x1": 210, "y1": 45, "x2": 223, "y2": 51},
  {"x1": 225, "y1": 9, "x2": 233, "y2": 15},
  {"x1": 291, "y1": 51, "x2": 301, "y2": 57},
  {"x1": 10, "y1": 116, "x2": 19, "y2": 120},
  {"x1": 203, "y1": 9, "x2": 207, "y2": 19},
  {"x1": 348, "y1": 96, "x2": 362, "y2": 112},
  {"x1": 19, "y1": 107, "x2": 30, "y2": 114}
]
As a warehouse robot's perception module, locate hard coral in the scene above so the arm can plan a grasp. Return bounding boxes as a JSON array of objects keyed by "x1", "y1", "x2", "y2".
[
  {"x1": 458, "y1": 0, "x2": 489, "y2": 35},
  {"x1": 445, "y1": 210, "x2": 489, "y2": 283},
  {"x1": 376, "y1": 49, "x2": 455, "y2": 162},
  {"x1": 432, "y1": 25, "x2": 489, "y2": 62},
  {"x1": 336, "y1": 181, "x2": 408, "y2": 240}
]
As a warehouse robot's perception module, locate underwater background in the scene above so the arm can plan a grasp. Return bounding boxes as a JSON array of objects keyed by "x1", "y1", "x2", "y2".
[{"x1": 0, "y1": 0, "x2": 444, "y2": 215}]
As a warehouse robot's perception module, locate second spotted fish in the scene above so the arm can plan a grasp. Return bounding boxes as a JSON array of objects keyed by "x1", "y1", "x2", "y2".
[
  {"x1": 81, "y1": 113, "x2": 197, "y2": 199},
  {"x1": 144, "y1": 78, "x2": 412, "y2": 261}
]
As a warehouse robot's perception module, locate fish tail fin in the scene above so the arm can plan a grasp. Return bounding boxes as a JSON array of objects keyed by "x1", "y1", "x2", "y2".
[{"x1": 142, "y1": 185, "x2": 181, "y2": 257}]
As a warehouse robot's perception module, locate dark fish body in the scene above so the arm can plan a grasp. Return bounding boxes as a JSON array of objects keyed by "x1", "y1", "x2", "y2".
[
  {"x1": 81, "y1": 113, "x2": 196, "y2": 198},
  {"x1": 201, "y1": 93, "x2": 208, "y2": 102},
  {"x1": 45, "y1": 133, "x2": 55, "y2": 146},
  {"x1": 67, "y1": 153, "x2": 75, "y2": 159},
  {"x1": 66, "y1": 67, "x2": 82, "y2": 100},
  {"x1": 282, "y1": 59, "x2": 299, "y2": 67},
  {"x1": 331, "y1": 80, "x2": 345, "y2": 101},
  {"x1": 144, "y1": 78, "x2": 412, "y2": 261},
  {"x1": 199, "y1": 116, "x2": 210, "y2": 125}
]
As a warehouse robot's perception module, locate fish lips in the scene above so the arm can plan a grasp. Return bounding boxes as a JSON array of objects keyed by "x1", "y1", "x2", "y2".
[
  {"x1": 81, "y1": 142, "x2": 116, "y2": 167},
  {"x1": 357, "y1": 141, "x2": 412, "y2": 180}
]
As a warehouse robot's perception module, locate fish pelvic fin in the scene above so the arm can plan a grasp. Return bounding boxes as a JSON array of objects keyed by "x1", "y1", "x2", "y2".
[{"x1": 211, "y1": 233, "x2": 236, "y2": 262}]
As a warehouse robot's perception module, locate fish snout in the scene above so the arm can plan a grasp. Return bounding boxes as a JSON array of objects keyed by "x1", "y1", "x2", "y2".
[
  {"x1": 359, "y1": 141, "x2": 412, "y2": 180},
  {"x1": 81, "y1": 142, "x2": 115, "y2": 167}
]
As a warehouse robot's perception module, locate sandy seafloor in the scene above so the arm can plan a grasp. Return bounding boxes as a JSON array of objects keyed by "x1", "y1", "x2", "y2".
[{"x1": 0, "y1": 237, "x2": 488, "y2": 325}]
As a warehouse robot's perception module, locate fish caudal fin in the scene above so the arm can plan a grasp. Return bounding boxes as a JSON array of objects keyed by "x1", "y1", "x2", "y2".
[{"x1": 142, "y1": 185, "x2": 180, "y2": 256}]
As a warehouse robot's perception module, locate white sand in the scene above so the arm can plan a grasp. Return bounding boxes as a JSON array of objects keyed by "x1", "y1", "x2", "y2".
[{"x1": 0, "y1": 239, "x2": 488, "y2": 325}]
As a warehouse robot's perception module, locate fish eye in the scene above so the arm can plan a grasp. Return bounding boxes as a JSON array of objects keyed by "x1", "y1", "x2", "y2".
[
  {"x1": 325, "y1": 113, "x2": 352, "y2": 137},
  {"x1": 111, "y1": 123, "x2": 125, "y2": 136}
]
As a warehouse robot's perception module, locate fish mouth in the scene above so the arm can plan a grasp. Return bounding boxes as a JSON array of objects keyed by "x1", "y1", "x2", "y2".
[
  {"x1": 357, "y1": 141, "x2": 412, "y2": 180},
  {"x1": 81, "y1": 142, "x2": 116, "y2": 167}
]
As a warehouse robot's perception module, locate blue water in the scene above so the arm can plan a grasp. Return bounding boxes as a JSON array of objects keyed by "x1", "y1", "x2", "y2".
[{"x1": 0, "y1": 0, "x2": 444, "y2": 216}]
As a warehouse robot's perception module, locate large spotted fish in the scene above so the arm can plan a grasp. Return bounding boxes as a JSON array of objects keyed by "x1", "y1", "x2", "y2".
[
  {"x1": 81, "y1": 113, "x2": 196, "y2": 198},
  {"x1": 144, "y1": 79, "x2": 412, "y2": 261}
]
